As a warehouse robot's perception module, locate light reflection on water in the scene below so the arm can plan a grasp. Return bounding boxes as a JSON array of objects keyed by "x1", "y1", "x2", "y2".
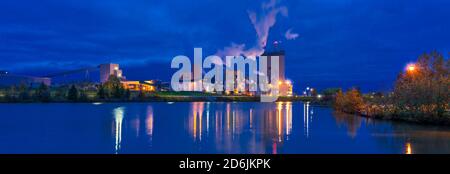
[
  {"x1": 113, "y1": 107, "x2": 124, "y2": 154},
  {"x1": 146, "y1": 105, "x2": 154, "y2": 146},
  {"x1": 186, "y1": 102, "x2": 296, "y2": 154},
  {"x1": 405, "y1": 141, "x2": 413, "y2": 154},
  {"x1": 0, "y1": 102, "x2": 449, "y2": 154},
  {"x1": 108, "y1": 102, "x2": 450, "y2": 154}
]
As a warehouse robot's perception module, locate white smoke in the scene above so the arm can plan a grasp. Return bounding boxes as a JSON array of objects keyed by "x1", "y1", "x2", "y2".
[
  {"x1": 215, "y1": 43, "x2": 263, "y2": 58},
  {"x1": 248, "y1": 0, "x2": 288, "y2": 49},
  {"x1": 216, "y1": 0, "x2": 288, "y2": 58},
  {"x1": 285, "y1": 28, "x2": 299, "y2": 40},
  {"x1": 215, "y1": 43, "x2": 246, "y2": 57}
]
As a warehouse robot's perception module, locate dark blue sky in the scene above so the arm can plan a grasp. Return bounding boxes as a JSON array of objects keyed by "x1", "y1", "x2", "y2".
[{"x1": 1, "y1": 0, "x2": 449, "y2": 92}]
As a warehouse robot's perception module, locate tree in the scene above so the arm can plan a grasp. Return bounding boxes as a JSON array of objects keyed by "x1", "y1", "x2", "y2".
[
  {"x1": 97, "y1": 84, "x2": 107, "y2": 99},
  {"x1": 35, "y1": 83, "x2": 51, "y2": 102},
  {"x1": 18, "y1": 83, "x2": 30, "y2": 101},
  {"x1": 138, "y1": 89, "x2": 146, "y2": 101},
  {"x1": 333, "y1": 88, "x2": 365, "y2": 114},
  {"x1": 112, "y1": 84, "x2": 124, "y2": 98},
  {"x1": 53, "y1": 87, "x2": 67, "y2": 101},
  {"x1": 344, "y1": 88, "x2": 365, "y2": 114},
  {"x1": 5, "y1": 85, "x2": 17, "y2": 102},
  {"x1": 67, "y1": 85, "x2": 79, "y2": 101},
  {"x1": 321, "y1": 88, "x2": 341, "y2": 102},
  {"x1": 78, "y1": 90, "x2": 89, "y2": 101},
  {"x1": 334, "y1": 89, "x2": 345, "y2": 111},
  {"x1": 322, "y1": 88, "x2": 341, "y2": 97},
  {"x1": 392, "y1": 51, "x2": 449, "y2": 119},
  {"x1": 124, "y1": 89, "x2": 131, "y2": 100},
  {"x1": 104, "y1": 75, "x2": 125, "y2": 99},
  {"x1": 310, "y1": 88, "x2": 317, "y2": 97}
]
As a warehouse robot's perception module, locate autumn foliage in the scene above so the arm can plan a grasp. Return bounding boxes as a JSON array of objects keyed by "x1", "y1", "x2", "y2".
[
  {"x1": 333, "y1": 88, "x2": 365, "y2": 114},
  {"x1": 334, "y1": 51, "x2": 449, "y2": 124},
  {"x1": 391, "y1": 51, "x2": 449, "y2": 122}
]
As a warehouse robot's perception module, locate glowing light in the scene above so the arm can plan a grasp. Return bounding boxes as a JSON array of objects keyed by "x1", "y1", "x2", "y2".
[
  {"x1": 146, "y1": 106, "x2": 154, "y2": 138},
  {"x1": 278, "y1": 81, "x2": 282, "y2": 85},
  {"x1": 113, "y1": 107, "x2": 124, "y2": 154},
  {"x1": 304, "y1": 102, "x2": 310, "y2": 138},
  {"x1": 191, "y1": 102, "x2": 205, "y2": 141},
  {"x1": 285, "y1": 80, "x2": 291, "y2": 85},
  {"x1": 286, "y1": 102, "x2": 292, "y2": 137},
  {"x1": 407, "y1": 64, "x2": 416, "y2": 72},
  {"x1": 405, "y1": 142, "x2": 413, "y2": 154},
  {"x1": 277, "y1": 102, "x2": 283, "y2": 142}
]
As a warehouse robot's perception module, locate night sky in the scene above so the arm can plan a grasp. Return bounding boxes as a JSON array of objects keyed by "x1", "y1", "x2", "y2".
[{"x1": 1, "y1": 0, "x2": 449, "y2": 92}]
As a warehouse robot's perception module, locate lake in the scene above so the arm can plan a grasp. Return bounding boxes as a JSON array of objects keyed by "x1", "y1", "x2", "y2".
[{"x1": 0, "y1": 102, "x2": 449, "y2": 154}]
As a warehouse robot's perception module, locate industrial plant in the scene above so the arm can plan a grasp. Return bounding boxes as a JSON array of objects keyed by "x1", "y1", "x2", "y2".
[{"x1": 0, "y1": 49, "x2": 293, "y2": 97}]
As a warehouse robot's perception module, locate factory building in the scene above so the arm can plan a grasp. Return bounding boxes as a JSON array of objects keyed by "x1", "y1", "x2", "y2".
[
  {"x1": 262, "y1": 50, "x2": 286, "y2": 83},
  {"x1": 99, "y1": 63, "x2": 157, "y2": 92},
  {"x1": 121, "y1": 80, "x2": 156, "y2": 92},
  {"x1": 99, "y1": 63, "x2": 125, "y2": 83},
  {"x1": 261, "y1": 50, "x2": 293, "y2": 96}
]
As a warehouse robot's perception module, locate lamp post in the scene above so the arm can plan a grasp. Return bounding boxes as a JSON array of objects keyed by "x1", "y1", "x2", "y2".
[{"x1": 406, "y1": 64, "x2": 416, "y2": 73}]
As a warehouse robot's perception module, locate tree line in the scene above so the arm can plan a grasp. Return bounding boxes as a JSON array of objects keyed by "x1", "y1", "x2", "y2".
[
  {"x1": 0, "y1": 75, "x2": 149, "y2": 102},
  {"x1": 333, "y1": 51, "x2": 449, "y2": 124}
]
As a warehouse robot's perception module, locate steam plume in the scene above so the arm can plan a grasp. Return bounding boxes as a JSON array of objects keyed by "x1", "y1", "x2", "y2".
[
  {"x1": 216, "y1": 0, "x2": 288, "y2": 58},
  {"x1": 248, "y1": 0, "x2": 288, "y2": 49}
]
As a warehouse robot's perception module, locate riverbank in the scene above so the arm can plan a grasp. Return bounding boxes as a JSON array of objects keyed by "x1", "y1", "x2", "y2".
[
  {"x1": 334, "y1": 104, "x2": 450, "y2": 126},
  {"x1": 0, "y1": 94, "x2": 316, "y2": 103},
  {"x1": 362, "y1": 108, "x2": 450, "y2": 126},
  {"x1": 2, "y1": 92, "x2": 446, "y2": 126}
]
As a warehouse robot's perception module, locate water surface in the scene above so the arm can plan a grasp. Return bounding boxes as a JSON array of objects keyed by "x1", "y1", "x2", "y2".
[{"x1": 0, "y1": 102, "x2": 449, "y2": 154}]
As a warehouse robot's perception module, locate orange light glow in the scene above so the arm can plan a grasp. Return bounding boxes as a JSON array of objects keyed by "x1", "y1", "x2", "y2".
[
  {"x1": 405, "y1": 142, "x2": 413, "y2": 154},
  {"x1": 407, "y1": 64, "x2": 416, "y2": 72},
  {"x1": 285, "y1": 80, "x2": 291, "y2": 85}
]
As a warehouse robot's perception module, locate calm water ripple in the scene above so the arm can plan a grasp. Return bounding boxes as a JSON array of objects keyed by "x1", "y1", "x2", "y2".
[{"x1": 0, "y1": 102, "x2": 449, "y2": 154}]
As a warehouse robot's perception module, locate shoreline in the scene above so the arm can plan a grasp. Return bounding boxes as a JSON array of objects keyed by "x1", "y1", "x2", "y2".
[
  {"x1": 335, "y1": 110, "x2": 450, "y2": 126},
  {"x1": 2, "y1": 98, "x2": 447, "y2": 126},
  {"x1": 0, "y1": 95, "x2": 317, "y2": 104}
]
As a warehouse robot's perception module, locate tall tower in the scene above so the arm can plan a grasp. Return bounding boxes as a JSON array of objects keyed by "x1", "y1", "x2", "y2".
[
  {"x1": 99, "y1": 63, "x2": 124, "y2": 83},
  {"x1": 261, "y1": 50, "x2": 286, "y2": 83},
  {"x1": 261, "y1": 50, "x2": 291, "y2": 96}
]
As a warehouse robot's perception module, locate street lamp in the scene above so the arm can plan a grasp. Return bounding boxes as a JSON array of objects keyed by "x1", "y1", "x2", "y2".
[
  {"x1": 407, "y1": 64, "x2": 416, "y2": 72},
  {"x1": 317, "y1": 94, "x2": 322, "y2": 99}
]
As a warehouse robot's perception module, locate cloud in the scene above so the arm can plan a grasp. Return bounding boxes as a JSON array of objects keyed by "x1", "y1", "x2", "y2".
[{"x1": 285, "y1": 28, "x2": 299, "y2": 40}]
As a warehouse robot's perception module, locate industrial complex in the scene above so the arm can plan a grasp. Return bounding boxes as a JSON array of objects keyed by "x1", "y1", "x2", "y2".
[{"x1": 0, "y1": 50, "x2": 293, "y2": 96}]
